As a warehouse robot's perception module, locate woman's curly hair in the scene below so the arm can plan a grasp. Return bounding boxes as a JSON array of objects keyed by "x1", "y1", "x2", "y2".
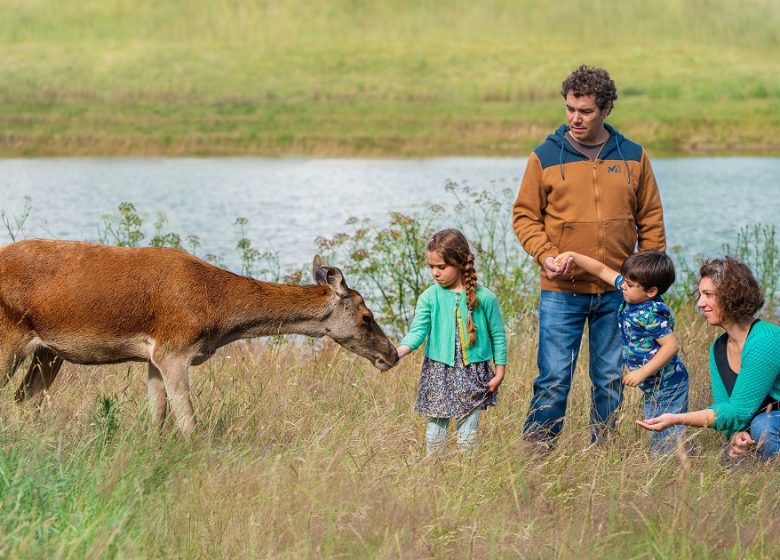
[
  {"x1": 427, "y1": 228, "x2": 479, "y2": 346},
  {"x1": 699, "y1": 257, "x2": 764, "y2": 324},
  {"x1": 561, "y1": 65, "x2": 618, "y2": 112}
]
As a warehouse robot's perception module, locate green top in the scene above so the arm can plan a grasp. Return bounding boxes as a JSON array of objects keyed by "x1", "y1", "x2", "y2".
[
  {"x1": 400, "y1": 284, "x2": 507, "y2": 366},
  {"x1": 709, "y1": 320, "x2": 780, "y2": 437}
]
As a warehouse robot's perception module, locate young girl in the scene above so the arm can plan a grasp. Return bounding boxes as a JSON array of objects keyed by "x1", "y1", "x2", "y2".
[
  {"x1": 555, "y1": 249, "x2": 689, "y2": 453},
  {"x1": 396, "y1": 229, "x2": 507, "y2": 454}
]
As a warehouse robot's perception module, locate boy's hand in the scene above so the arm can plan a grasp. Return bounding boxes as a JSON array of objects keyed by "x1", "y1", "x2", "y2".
[
  {"x1": 622, "y1": 368, "x2": 648, "y2": 387},
  {"x1": 554, "y1": 251, "x2": 574, "y2": 267}
]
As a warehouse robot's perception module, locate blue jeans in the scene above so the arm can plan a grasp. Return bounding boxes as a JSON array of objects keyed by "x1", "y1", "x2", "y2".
[
  {"x1": 524, "y1": 289, "x2": 624, "y2": 443},
  {"x1": 426, "y1": 409, "x2": 481, "y2": 454},
  {"x1": 643, "y1": 377, "x2": 689, "y2": 454},
  {"x1": 749, "y1": 410, "x2": 780, "y2": 461}
]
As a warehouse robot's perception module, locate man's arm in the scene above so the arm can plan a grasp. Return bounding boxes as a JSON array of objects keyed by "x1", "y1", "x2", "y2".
[
  {"x1": 512, "y1": 152, "x2": 557, "y2": 264},
  {"x1": 634, "y1": 151, "x2": 666, "y2": 251},
  {"x1": 513, "y1": 153, "x2": 572, "y2": 279}
]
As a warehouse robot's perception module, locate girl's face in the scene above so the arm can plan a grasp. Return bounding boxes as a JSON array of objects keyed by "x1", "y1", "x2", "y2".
[
  {"x1": 427, "y1": 250, "x2": 463, "y2": 290},
  {"x1": 697, "y1": 276, "x2": 724, "y2": 326}
]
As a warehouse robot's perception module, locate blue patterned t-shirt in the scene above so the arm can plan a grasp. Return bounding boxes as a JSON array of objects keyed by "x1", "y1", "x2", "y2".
[{"x1": 615, "y1": 275, "x2": 689, "y2": 392}]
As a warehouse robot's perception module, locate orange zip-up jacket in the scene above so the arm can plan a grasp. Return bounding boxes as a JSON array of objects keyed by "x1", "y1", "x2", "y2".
[{"x1": 512, "y1": 124, "x2": 666, "y2": 294}]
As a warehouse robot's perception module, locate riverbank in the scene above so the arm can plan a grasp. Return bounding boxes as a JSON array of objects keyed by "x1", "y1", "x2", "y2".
[{"x1": 1, "y1": 1, "x2": 779, "y2": 157}]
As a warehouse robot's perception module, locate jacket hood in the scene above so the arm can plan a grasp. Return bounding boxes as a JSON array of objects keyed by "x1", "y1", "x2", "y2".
[{"x1": 546, "y1": 123, "x2": 633, "y2": 183}]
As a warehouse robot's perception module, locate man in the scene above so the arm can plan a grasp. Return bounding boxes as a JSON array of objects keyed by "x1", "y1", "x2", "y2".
[{"x1": 512, "y1": 65, "x2": 666, "y2": 446}]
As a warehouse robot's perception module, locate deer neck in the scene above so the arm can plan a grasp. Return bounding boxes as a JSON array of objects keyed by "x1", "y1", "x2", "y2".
[{"x1": 215, "y1": 278, "x2": 335, "y2": 340}]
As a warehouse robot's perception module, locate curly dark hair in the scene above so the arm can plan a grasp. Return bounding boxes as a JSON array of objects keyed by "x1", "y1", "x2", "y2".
[
  {"x1": 561, "y1": 65, "x2": 618, "y2": 112},
  {"x1": 699, "y1": 257, "x2": 764, "y2": 324},
  {"x1": 620, "y1": 250, "x2": 676, "y2": 296}
]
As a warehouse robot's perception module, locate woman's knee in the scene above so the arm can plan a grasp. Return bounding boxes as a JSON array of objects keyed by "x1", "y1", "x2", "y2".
[{"x1": 749, "y1": 412, "x2": 780, "y2": 460}]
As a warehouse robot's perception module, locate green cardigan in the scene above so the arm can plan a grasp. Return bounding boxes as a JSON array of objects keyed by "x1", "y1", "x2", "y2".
[
  {"x1": 400, "y1": 283, "x2": 507, "y2": 366},
  {"x1": 709, "y1": 320, "x2": 780, "y2": 437}
]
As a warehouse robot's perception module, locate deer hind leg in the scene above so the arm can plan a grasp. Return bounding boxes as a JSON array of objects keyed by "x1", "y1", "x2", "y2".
[
  {"x1": 0, "y1": 330, "x2": 33, "y2": 389},
  {"x1": 147, "y1": 361, "x2": 168, "y2": 426},
  {"x1": 151, "y1": 352, "x2": 196, "y2": 435},
  {"x1": 14, "y1": 346, "x2": 64, "y2": 404}
]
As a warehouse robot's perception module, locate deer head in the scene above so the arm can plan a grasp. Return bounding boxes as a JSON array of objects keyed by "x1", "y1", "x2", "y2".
[{"x1": 312, "y1": 255, "x2": 398, "y2": 371}]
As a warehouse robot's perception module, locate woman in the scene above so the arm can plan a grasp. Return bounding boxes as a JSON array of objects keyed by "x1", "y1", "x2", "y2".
[{"x1": 638, "y1": 257, "x2": 780, "y2": 461}]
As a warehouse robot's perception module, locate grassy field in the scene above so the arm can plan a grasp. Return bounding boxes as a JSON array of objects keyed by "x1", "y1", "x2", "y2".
[
  {"x1": 1, "y1": 0, "x2": 779, "y2": 156},
  {"x1": 1, "y1": 306, "x2": 778, "y2": 559}
]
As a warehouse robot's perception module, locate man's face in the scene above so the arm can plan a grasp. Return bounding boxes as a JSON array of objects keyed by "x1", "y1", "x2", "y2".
[{"x1": 565, "y1": 92, "x2": 610, "y2": 144}]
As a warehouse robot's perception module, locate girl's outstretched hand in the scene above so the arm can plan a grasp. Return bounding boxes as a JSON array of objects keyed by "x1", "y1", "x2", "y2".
[
  {"x1": 636, "y1": 413, "x2": 678, "y2": 432},
  {"x1": 395, "y1": 345, "x2": 411, "y2": 360}
]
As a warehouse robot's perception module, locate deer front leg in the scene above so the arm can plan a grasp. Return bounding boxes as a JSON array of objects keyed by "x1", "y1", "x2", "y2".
[
  {"x1": 147, "y1": 361, "x2": 167, "y2": 426},
  {"x1": 14, "y1": 347, "x2": 64, "y2": 404},
  {"x1": 152, "y1": 353, "x2": 196, "y2": 435}
]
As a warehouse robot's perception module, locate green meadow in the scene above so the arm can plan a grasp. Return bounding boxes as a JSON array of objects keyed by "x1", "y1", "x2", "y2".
[
  {"x1": 1, "y1": 308, "x2": 778, "y2": 559},
  {"x1": 1, "y1": 0, "x2": 779, "y2": 156}
]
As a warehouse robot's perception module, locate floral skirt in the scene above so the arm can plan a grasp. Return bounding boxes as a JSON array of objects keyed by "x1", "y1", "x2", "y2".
[{"x1": 414, "y1": 331, "x2": 497, "y2": 418}]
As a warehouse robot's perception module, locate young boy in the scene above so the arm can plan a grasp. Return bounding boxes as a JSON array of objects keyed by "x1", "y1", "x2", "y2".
[{"x1": 554, "y1": 249, "x2": 689, "y2": 454}]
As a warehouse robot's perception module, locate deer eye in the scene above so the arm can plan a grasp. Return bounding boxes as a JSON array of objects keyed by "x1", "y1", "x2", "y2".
[{"x1": 362, "y1": 314, "x2": 373, "y2": 325}]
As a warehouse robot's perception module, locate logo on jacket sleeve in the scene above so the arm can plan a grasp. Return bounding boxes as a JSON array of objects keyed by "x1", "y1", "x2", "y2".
[{"x1": 608, "y1": 165, "x2": 621, "y2": 173}]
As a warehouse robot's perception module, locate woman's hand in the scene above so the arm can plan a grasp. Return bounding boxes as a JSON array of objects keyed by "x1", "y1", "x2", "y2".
[
  {"x1": 636, "y1": 413, "x2": 679, "y2": 432},
  {"x1": 727, "y1": 431, "x2": 756, "y2": 459}
]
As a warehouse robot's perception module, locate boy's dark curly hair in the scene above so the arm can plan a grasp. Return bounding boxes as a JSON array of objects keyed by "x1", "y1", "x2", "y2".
[
  {"x1": 699, "y1": 257, "x2": 764, "y2": 324},
  {"x1": 620, "y1": 250, "x2": 676, "y2": 296},
  {"x1": 561, "y1": 65, "x2": 618, "y2": 112}
]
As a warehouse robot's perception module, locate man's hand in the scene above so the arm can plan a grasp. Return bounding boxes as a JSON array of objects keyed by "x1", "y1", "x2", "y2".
[
  {"x1": 727, "y1": 431, "x2": 755, "y2": 459},
  {"x1": 543, "y1": 256, "x2": 572, "y2": 280}
]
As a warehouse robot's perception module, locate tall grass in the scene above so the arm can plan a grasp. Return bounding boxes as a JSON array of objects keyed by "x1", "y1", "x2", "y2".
[
  {"x1": 1, "y1": 313, "x2": 778, "y2": 558},
  {"x1": 1, "y1": 196, "x2": 778, "y2": 557},
  {"x1": 1, "y1": 1, "x2": 779, "y2": 156}
]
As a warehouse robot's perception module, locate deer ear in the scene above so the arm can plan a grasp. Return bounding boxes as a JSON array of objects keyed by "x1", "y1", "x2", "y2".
[{"x1": 312, "y1": 255, "x2": 349, "y2": 297}]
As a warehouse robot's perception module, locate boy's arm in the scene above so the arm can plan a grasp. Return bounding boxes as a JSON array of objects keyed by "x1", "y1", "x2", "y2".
[
  {"x1": 555, "y1": 251, "x2": 620, "y2": 287},
  {"x1": 622, "y1": 333, "x2": 679, "y2": 387}
]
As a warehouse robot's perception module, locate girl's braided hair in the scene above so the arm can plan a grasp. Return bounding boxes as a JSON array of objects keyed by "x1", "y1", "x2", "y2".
[{"x1": 427, "y1": 228, "x2": 479, "y2": 346}]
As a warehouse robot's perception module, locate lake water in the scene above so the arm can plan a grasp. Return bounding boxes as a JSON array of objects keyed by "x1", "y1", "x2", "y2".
[{"x1": 0, "y1": 157, "x2": 778, "y2": 273}]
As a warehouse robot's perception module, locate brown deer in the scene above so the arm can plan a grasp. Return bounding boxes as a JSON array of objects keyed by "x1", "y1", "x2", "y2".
[{"x1": 0, "y1": 239, "x2": 398, "y2": 434}]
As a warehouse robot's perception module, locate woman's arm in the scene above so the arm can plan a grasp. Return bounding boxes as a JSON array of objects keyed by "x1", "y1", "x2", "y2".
[
  {"x1": 636, "y1": 408, "x2": 716, "y2": 431},
  {"x1": 710, "y1": 327, "x2": 780, "y2": 434},
  {"x1": 554, "y1": 251, "x2": 620, "y2": 287}
]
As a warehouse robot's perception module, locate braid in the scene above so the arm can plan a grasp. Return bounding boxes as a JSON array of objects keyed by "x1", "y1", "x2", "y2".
[{"x1": 462, "y1": 254, "x2": 479, "y2": 346}]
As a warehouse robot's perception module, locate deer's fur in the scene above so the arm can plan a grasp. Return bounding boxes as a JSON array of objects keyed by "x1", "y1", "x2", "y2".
[{"x1": 0, "y1": 239, "x2": 398, "y2": 434}]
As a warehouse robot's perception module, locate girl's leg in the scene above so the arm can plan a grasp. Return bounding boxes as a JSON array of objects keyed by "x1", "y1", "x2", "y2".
[
  {"x1": 749, "y1": 411, "x2": 780, "y2": 461},
  {"x1": 455, "y1": 409, "x2": 482, "y2": 452},
  {"x1": 426, "y1": 417, "x2": 449, "y2": 454}
]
